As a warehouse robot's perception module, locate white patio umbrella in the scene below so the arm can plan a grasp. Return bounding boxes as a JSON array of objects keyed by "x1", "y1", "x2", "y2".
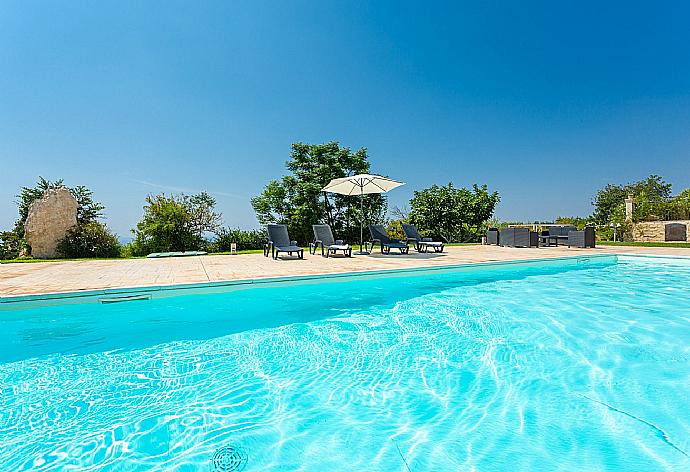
[{"x1": 322, "y1": 174, "x2": 405, "y2": 254}]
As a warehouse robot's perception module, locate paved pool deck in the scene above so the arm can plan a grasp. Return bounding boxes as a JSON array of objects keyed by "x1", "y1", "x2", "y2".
[{"x1": 1, "y1": 245, "x2": 689, "y2": 298}]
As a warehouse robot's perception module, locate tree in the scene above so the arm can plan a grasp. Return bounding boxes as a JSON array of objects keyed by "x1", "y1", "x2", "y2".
[
  {"x1": 591, "y1": 184, "x2": 628, "y2": 225},
  {"x1": 14, "y1": 177, "x2": 105, "y2": 236},
  {"x1": 408, "y1": 183, "x2": 500, "y2": 242},
  {"x1": 251, "y1": 142, "x2": 387, "y2": 244},
  {"x1": 668, "y1": 189, "x2": 690, "y2": 220},
  {"x1": 71, "y1": 185, "x2": 106, "y2": 224},
  {"x1": 129, "y1": 192, "x2": 221, "y2": 255},
  {"x1": 592, "y1": 174, "x2": 672, "y2": 224}
]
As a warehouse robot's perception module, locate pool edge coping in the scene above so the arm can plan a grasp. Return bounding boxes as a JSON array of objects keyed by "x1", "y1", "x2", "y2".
[{"x1": 0, "y1": 253, "x2": 631, "y2": 305}]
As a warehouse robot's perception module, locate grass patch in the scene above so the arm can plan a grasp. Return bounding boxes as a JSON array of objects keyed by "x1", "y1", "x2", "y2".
[
  {"x1": 1, "y1": 242, "x2": 482, "y2": 264},
  {"x1": 597, "y1": 241, "x2": 690, "y2": 248},
  {"x1": 0, "y1": 256, "x2": 145, "y2": 264},
  {"x1": 207, "y1": 249, "x2": 265, "y2": 255}
]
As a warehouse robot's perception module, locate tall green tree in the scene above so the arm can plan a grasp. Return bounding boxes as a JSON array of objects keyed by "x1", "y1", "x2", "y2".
[
  {"x1": 251, "y1": 142, "x2": 387, "y2": 244},
  {"x1": 408, "y1": 183, "x2": 500, "y2": 242},
  {"x1": 129, "y1": 192, "x2": 221, "y2": 255},
  {"x1": 592, "y1": 174, "x2": 672, "y2": 224}
]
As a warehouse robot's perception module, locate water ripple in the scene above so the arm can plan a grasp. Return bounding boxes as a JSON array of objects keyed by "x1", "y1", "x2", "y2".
[{"x1": 1, "y1": 259, "x2": 690, "y2": 470}]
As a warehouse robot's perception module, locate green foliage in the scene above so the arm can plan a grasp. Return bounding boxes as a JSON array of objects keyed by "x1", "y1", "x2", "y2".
[
  {"x1": 0, "y1": 231, "x2": 26, "y2": 260},
  {"x1": 668, "y1": 189, "x2": 690, "y2": 220},
  {"x1": 251, "y1": 142, "x2": 387, "y2": 244},
  {"x1": 408, "y1": 183, "x2": 500, "y2": 242},
  {"x1": 118, "y1": 243, "x2": 138, "y2": 259},
  {"x1": 632, "y1": 189, "x2": 690, "y2": 222},
  {"x1": 56, "y1": 222, "x2": 121, "y2": 258},
  {"x1": 554, "y1": 216, "x2": 594, "y2": 230},
  {"x1": 14, "y1": 177, "x2": 105, "y2": 236},
  {"x1": 594, "y1": 205, "x2": 631, "y2": 241},
  {"x1": 592, "y1": 184, "x2": 628, "y2": 226},
  {"x1": 71, "y1": 185, "x2": 106, "y2": 224},
  {"x1": 386, "y1": 219, "x2": 406, "y2": 241},
  {"x1": 591, "y1": 175, "x2": 690, "y2": 241},
  {"x1": 592, "y1": 174, "x2": 672, "y2": 224},
  {"x1": 209, "y1": 228, "x2": 267, "y2": 252},
  {"x1": 130, "y1": 192, "x2": 222, "y2": 256}
]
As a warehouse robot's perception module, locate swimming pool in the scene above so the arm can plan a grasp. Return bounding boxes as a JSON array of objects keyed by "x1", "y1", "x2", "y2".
[{"x1": 1, "y1": 255, "x2": 689, "y2": 470}]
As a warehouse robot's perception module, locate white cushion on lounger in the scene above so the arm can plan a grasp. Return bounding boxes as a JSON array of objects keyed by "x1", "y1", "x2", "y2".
[{"x1": 329, "y1": 244, "x2": 350, "y2": 250}]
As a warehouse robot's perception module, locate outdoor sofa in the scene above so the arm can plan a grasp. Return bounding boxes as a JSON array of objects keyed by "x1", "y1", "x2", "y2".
[
  {"x1": 567, "y1": 227, "x2": 596, "y2": 248},
  {"x1": 368, "y1": 225, "x2": 409, "y2": 254},
  {"x1": 310, "y1": 224, "x2": 352, "y2": 257},
  {"x1": 499, "y1": 227, "x2": 539, "y2": 248},
  {"x1": 265, "y1": 224, "x2": 304, "y2": 260},
  {"x1": 486, "y1": 228, "x2": 500, "y2": 245},
  {"x1": 401, "y1": 224, "x2": 444, "y2": 253},
  {"x1": 541, "y1": 225, "x2": 577, "y2": 246}
]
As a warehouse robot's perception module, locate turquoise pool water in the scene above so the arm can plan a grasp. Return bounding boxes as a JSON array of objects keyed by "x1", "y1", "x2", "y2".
[{"x1": 1, "y1": 256, "x2": 690, "y2": 471}]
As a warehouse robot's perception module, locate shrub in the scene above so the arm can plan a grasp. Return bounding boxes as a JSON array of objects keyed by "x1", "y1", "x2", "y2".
[
  {"x1": 130, "y1": 192, "x2": 222, "y2": 256},
  {"x1": 386, "y1": 219, "x2": 406, "y2": 241},
  {"x1": 409, "y1": 183, "x2": 500, "y2": 242},
  {"x1": 56, "y1": 222, "x2": 121, "y2": 258},
  {"x1": 119, "y1": 242, "x2": 137, "y2": 258},
  {"x1": 209, "y1": 228, "x2": 266, "y2": 252},
  {"x1": 0, "y1": 231, "x2": 25, "y2": 260}
]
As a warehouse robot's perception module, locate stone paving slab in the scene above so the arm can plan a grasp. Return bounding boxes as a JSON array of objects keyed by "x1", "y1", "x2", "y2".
[{"x1": 1, "y1": 245, "x2": 689, "y2": 298}]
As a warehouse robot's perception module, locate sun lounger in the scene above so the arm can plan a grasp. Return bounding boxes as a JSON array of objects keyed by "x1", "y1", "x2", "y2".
[
  {"x1": 310, "y1": 224, "x2": 352, "y2": 257},
  {"x1": 401, "y1": 224, "x2": 444, "y2": 253},
  {"x1": 368, "y1": 224, "x2": 409, "y2": 254},
  {"x1": 265, "y1": 224, "x2": 304, "y2": 260}
]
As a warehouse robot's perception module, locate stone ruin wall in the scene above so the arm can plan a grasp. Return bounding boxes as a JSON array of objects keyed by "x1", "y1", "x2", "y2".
[
  {"x1": 631, "y1": 220, "x2": 690, "y2": 242},
  {"x1": 24, "y1": 187, "x2": 78, "y2": 258}
]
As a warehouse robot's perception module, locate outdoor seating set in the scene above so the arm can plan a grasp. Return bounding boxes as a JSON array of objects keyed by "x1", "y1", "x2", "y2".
[
  {"x1": 264, "y1": 223, "x2": 445, "y2": 260},
  {"x1": 485, "y1": 225, "x2": 596, "y2": 249}
]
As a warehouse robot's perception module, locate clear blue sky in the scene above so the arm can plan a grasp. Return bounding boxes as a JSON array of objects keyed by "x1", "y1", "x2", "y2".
[{"x1": 2, "y1": 1, "x2": 689, "y2": 237}]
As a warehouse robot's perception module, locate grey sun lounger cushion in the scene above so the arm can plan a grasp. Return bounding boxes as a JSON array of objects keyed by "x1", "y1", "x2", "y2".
[
  {"x1": 266, "y1": 224, "x2": 304, "y2": 260},
  {"x1": 310, "y1": 224, "x2": 352, "y2": 257},
  {"x1": 368, "y1": 224, "x2": 409, "y2": 254},
  {"x1": 401, "y1": 224, "x2": 444, "y2": 253}
]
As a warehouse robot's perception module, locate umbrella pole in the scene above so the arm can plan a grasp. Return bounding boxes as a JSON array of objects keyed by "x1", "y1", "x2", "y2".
[{"x1": 357, "y1": 187, "x2": 369, "y2": 255}]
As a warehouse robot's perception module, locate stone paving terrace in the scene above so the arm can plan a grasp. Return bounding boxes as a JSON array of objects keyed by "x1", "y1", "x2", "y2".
[{"x1": 1, "y1": 245, "x2": 689, "y2": 298}]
